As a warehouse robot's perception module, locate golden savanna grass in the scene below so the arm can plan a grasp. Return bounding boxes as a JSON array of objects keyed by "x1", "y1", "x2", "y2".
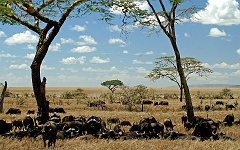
[{"x1": 0, "y1": 87, "x2": 240, "y2": 150}]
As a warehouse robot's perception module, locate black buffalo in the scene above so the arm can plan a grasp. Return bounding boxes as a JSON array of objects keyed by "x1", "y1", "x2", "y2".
[
  {"x1": 26, "y1": 110, "x2": 35, "y2": 114},
  {"x1": 42, "y1": 121, "x2": 57, "y2": 147},
  {"x1": 12, "y1": 120, "x2": 23, "y2": 130},
  {"x1": 223, "y1": 114, "x2": 234, "y2": 126},
  {"x1": 216, "y1": 101, "x2": 224, "y2": 105},
  {"x1": 226, "y1": 104, "x2": 235, "y2": 110},
  {"x1": 62, "y1": 115, "x2": 75, "y2": 123},
  {"x1": 0, "y1": 120, "x2": 12, "y2": 134},
  {"x1": 158, "y1": 101, "x2": 169, "y2": 106},
  {"x1": 205, "y1": 105, "x2": 211, "y2": 111},
  {"x1": 164, "y1": 119, "x2": 174, "y2": 132},
  {"x1": 23, "y1": 116, "x2": 34, "y2": 131},
  {"x1": 142, "y1": 100, "x2": 153, "y2": 105},
  {"x1": 6, "y1": 108, "x2": 21, "y2": 114},
  {"x1": 86, "y1": 116, "x2": 106, "y2": 134}
]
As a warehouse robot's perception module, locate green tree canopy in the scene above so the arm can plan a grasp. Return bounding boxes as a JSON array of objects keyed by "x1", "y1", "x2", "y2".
[{"x1": 101, "y1": 79, "x2": 123, "y2": 94}]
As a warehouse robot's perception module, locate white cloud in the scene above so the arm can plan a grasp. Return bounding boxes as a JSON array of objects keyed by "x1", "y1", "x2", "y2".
[
  {"x1": 184, "y1": 33, "x2": 190, "y2": 37},
  {"x1": 49, "y1": 43, "x2": 61, "y2": 51},
  {"x1": 204, "y1": 62, "x2": 240, "y2": 69},
  {"x1": 41, "y1": 65, "x2": 55, "y2": 70},
  {"x1": 191, "y1": 0, "x2": 240, "y2": 25},
  {"x1": 60, "y1": 38, "x2": 75, "y2": 44},
  {"x1": 24, "y1": 53, "x2": 35, "y2": 59},
  {"x1": 27, "y1": 44, "x2": 35, "y2": 50},
  {"x1": 132, "y1": 60, "x2": 153, "y2": 64},
  {"x1": 77, "y1": 35, "x2": 97, "y2": 45},
  {"x1": 109, "y1": 38, "x2": 127, "y2": 47},
  {"x1": 135, "y1": 67, "x2": 149, "y2": 74},
  {"x1": 0, "y1": 53, "x2": 17, "y2": 58},
  {"x1": 145, "y1": 51, "x2": 153, "y2": 55},
  {"x1": 9, "y1": 64, "x2": 29, "y2": 70},
  {"x1": 123, "y1": 50, "x2": 129, "y2": 54},
  {"x1": 60, "y1": 56, "x2": 86, "y2": 64},
  {"x1": 0, "y1": 31, "x2": 6, "y2": 37},
  {"x1": 108, "y1": 25, "x2": 121, "y2": 32},
  {"x1": 82, "y1": 66, "x2": 120, "y2": 73},
  {"x1": 208, "y1": 28, "x2": 227, "y2": 37},
  {"x1": 71, "y1": 46, "x2": 96, "y2": 53},
  {"x1": 110, "y1": 1, "x2": 149, "y2": 15},
  {"x1": 70, "y1": 25, "x2": 86, "y2": 32},
  {"x1": 236, "y1": 48, "x2": 240, "y2": 55},
  {"x1": 4, "y1": 31, "x2": 38, "y2": 45},
  {"x1": 90, "y1": 56, "x2": 110, "y2": 64}
]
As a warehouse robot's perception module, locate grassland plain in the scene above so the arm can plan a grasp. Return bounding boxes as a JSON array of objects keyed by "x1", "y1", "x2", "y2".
[{"x1": 0, "y1": 87, "x2": 239, "y2": 150}]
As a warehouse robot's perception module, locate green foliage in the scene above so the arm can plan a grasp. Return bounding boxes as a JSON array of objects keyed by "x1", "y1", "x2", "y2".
[
  {"x1": 220, "y1": 88, "x2": 233, "y2": 99},
  {"x1": 147, "y1": 56, "x2": 213, "y2": 87},
  {"x1": 61, "y1": 88, "x2": 87, "y2": 99},
  {"x1": 101, "y1": 79, "x2": 123, "y2": 93}
]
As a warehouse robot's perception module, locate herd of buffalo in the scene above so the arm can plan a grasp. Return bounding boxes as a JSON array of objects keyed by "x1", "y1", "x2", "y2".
[{"x1": 0, "y1": 106, "x2": 239, "y2": 148}]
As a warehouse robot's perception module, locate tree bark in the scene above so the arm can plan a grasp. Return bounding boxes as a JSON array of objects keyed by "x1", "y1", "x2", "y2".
[
  {"x1": 180, "y1": 84, "x2": 183, "y2": 102},
  {"x1": 0, "y1": 81, "x2": 7, "y2": 113},
  {"x1": 170, "y1": 39, "x2": 195, "y2": 123}
]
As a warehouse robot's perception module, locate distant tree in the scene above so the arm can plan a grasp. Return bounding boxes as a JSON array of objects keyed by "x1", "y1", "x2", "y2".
[
  {"x1": 147, "y1": 56, "x2": 213, "y2": 102},
  {"x1": 101, "y1": 79, "x2": 124, "y2": 94},
  {"x1": 119, "y1": 85, "x2": 138, "y2": 111},
  {"x1": 0, "y1": 0, "x2": 114, "y2": 123},
  {"x1": 110, "y1": 0, "x2": 198, "y2": 122},
  {"x1": 133, "y1": 84, "x2": 148, "y2": 111}
]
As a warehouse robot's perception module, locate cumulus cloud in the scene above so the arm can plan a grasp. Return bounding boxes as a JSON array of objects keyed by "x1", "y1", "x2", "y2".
[
  {"x1": 77, "y1": 35, "x2": 97, "y2": 45},
  {"x1": 60, "y1": 56, "x2": 86, "y2": 64},
  {"x1": 184, "y1": 33, "x2": 190, "y2": 37},
  {"x1": 0, "y1": 31, "x2": 6, "y2": 37},
  {"x1": 208, "y1": 28, "x2": 227, "y2": 37},
  {"x1": 108, "y1": 25, "x2": 122, "y2": 32},
  {"x1": 132, "y1": 60, "x2": 153, "y2": 64},
  {"x1": 82, "y1": 66, "x2": 120, "y2": 73},
  {"x1": 109, "y1": 38, "x2": 127, "y2": 47},
  {"x1": 70, "y1": 25, "x2": 86, "y2": 32},
  {"x1": 110, "y1": 1, "x2": 149, "y2": 15},
  {"x1": 49, "y1": 43, "x2": 61, "y2": 51},
  {"x1": 4, "y1": 31, "x2": 38, "y2": 45},
  {"x1": 24, "y1": 53, "x2": 35, "y2": 59},
  {"x1": 134, "y1": 51, "x2": 153, "y2": 56},
  {"x1": 90, "y1": 56, "x2": 110, "y2": 64},
  {"x1": 236, "y1": 48, "x2": 240, "y2": 55},
  {"x1": 27, "y1": 44, "x2": 35, "y2": 50},
  {"x1": 60, "y1": 38, "x2": 75, "y2": 44},
  {"x1": 0, "y1": 53, "x2": 17, "y2": 58},
  {"x1": 123, "y1": 50, "x2": 129, "y2": 54},
  {"x1": 191, "y1": 0, "x2": 240, "y2": 25},
  {"x1": 135, "y1": 67, "x2": 149, "y2": 74},
  {"x1": 9, "y1": 64, "x2": 29, "y2": 70},
  {"x1": 41, "y1": 65, "x2": 55, "y2": 70},
  {"x1": 71, "y1": 46, "x2": 96, "y2": 53},
  {"x1": 204, "y1": 62, "x2": 240, "y2": 69}
]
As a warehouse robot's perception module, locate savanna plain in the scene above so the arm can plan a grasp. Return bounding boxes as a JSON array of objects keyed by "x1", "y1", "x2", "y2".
[{"x1": 0, "y1": 86, "x2": 239, "y2": 150}]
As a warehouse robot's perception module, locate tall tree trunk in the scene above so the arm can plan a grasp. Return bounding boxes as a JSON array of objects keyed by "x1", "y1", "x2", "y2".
[
  {"x1": 31, "y1": 58, "x2": 49, "y2": 124},
  {"x1": 0, "y1": 81, "x2": 7, "y2": 113},
  {"x1": 180, "y1": 84, "x2": 183, "y2": 102},
  {"x1": 170, "y1": 39, "x2": 195, "y2": 123}
]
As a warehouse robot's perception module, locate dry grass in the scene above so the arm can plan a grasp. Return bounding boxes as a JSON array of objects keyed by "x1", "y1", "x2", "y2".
[{"x1": 0, "y1": 87, "x2": 240, "y2": 150}]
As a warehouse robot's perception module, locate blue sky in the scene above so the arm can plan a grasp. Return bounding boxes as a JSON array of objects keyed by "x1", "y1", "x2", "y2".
[{"x1": 0, "y1": 0, "x2": 240, "y2": 87}]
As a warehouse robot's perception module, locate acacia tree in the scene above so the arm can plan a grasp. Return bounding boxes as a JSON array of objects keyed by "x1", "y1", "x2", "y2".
[
  {"x1": 0, "y1": 0, "x2": 113, "y2": 123},
  {"x1": 110, "y1": 0, "x2": 198, "y2": 122},
  {"x1": 101, "y1": 79, "x2": 124, "y2": 94},
  {"x1": 147, "y1": 56, "x2": 213, "y2": 102}
]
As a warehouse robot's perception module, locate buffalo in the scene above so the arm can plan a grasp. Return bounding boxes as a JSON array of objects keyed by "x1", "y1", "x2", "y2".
[
  {"x1": 0, "y1": 120, "x2": 12, "y2": 134},
  {"x1": 142, "y1": 100, "x2": 153, "y2": 105},
  {"x1": 6, "y1": 108, "x2": 21, "y2": 114},
  {"x1": 42, "y1": 121, "x2": 57, "y2": 147},
  {"x1": 62, "y1": 115, "x2": 75, "y2": 123},
  {"x1": 158, "y1": 101, "x2": 169, "y2": 106},
  {"x1": 216, "y1": 101, "x2": 224, "y2": 105},
  {"x1": 23, "y1": 116, "x2": 34, "y2": 131},
  {"x1": 86, "y1": 116, "x2": 106, "y2": 134},
  {"x1": 223, "y1": 114, "x2": 234, "y2": 126},
  {"x1": 226, "y1": 104, "x2": 235, "y2": 110},
  {"x1": 164, "y1": 119, "x2": 174, "y2": 132},
  {"x1": 26, "y1": 110, "x2": 35, "y2": 114},
  {"x1": 12, "y1": 120, "x2": 23, "y2": 131}
]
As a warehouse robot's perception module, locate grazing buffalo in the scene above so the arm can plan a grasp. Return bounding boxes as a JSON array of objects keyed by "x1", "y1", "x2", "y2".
[
  {"x1": 120, "y1": 121, "x2": 132, "y2": 126},
  {"x1": 62, "y1": 120, "x2": 86, "y2": 136},
  {"x1": 107, "y1": 117, "x2": 120, "y2": 129},
  {"x1": 216, "y1": 101, "x2": 224, "y2": 105},
  {"x1": 6, "y1": 108, "x2": 21, "y2": 114},
  {"x1": 181, "y1": 115, "x2": 188, "y2": 124},
  {"x1": 164, "y1": 119, "x2": 174, "y2": 132},
  {"x1": 23, "y1": 116, "x2": 34, "y2": 131},
  {"x1": 223, "y1": 114, "x2": 234, "y2": 126},
  {"x1": 226, "y1": 104, "x2": 235, "y2": 110},
  {"x1": 142, "y1": 100, "x2": 153, "y2": 105},
  {"x1": 12, "y1": 120, "x2": 23, "y2": 131},
  {"x1": 0, "y1": 120, "x2": 12, "y2": 134},
  {"x1": 54, "y1": 107, "x2": 66, "y2": 113},
  {"x1": 42, "y1": 121, "x2": 57, "y2": 147},
  {"x1": 158, "y1": 101, "x2": 169, "y2": 106},
  {"x1": 26, "y1": 110, "x2": 35, "y2": 114},
  {"x1": 184, "y1": 122, "x2": 193, "y2": 130}
]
